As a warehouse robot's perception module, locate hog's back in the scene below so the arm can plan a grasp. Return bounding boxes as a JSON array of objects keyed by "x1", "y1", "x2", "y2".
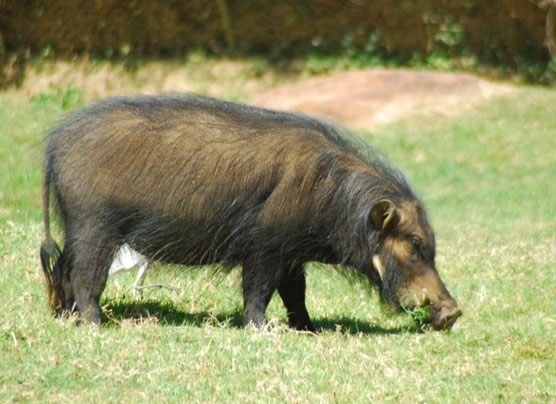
[{"x1": 49, "y1": 95, "x2": 335, "y2": 229}]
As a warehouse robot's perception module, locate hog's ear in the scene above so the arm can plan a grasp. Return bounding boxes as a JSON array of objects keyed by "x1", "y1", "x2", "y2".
[{"x1": 369, "y1": 199, "x2": 396, "y2": 231}]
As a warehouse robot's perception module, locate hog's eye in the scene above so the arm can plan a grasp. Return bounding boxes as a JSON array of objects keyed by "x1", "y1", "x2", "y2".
[{"x1": 409, "y1": 237, "x2": 424, "y2": 256}]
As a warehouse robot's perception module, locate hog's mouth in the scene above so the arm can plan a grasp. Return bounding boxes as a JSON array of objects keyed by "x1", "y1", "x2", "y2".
[
  {"x1": 374, "y1": 269, "x2": 462, "y2": 331},
  {"x1": 404, "y1": 302, "x2": 462, "y2": 331}
]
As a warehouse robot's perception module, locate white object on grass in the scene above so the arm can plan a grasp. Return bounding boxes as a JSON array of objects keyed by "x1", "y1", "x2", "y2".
[
  {"x1": 109, "y1": 244, "x2": 150, "y2": 290},
  {"x1": 109, "y1": 244, "x2": 179, "y2": 292}
]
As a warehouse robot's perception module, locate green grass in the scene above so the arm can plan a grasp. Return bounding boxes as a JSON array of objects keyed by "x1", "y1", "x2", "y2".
[{"x1": 1, "y1": 72, "x2": 555, "y2": 403}]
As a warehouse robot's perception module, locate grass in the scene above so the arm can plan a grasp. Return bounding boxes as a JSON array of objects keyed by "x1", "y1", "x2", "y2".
[{"x1": 1, "y1": 62, "x2": 555, "y2": 403}]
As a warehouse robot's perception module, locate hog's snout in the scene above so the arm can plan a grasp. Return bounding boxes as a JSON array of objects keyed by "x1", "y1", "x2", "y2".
[
  {"x1": 430, "y1": 302, "x2": 462, "y2": 331},
  {"x1": 400, "y1": 269, "x2": 462, "y2": 330}
]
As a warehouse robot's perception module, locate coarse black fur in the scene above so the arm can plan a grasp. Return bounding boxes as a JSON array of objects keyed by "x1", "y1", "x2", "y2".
[{"x1": 40, "y1": 93, "x2": 446, "y2": 330}]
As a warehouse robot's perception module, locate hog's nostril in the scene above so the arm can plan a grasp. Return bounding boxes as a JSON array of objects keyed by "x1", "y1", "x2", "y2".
[
  {"x1": 446, "y1": 307, "x2": 462, "y2": 325},
  {"x1": 434, "y1": 305, "x2": 462, "y2": 330}
]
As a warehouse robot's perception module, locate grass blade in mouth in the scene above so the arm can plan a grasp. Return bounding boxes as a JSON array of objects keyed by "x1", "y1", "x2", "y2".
[{"x1": 402, "y1": 305, "x2": 431, "y2": 332}]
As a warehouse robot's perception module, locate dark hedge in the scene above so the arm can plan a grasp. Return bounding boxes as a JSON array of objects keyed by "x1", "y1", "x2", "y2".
[{"x1": 0, "y1": 0, "x2": 553, "y2": 86}]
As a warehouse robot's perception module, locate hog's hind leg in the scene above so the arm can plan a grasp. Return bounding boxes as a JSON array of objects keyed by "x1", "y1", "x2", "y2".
[
  {"x1": 67, "y1": 219, "x2": 116, "y2": 325},
  {"x1": 58, "y1": 241, "x2": 76, "y2": 313}
]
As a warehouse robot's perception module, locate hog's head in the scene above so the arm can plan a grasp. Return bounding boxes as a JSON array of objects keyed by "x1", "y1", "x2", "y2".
[{"x1": 368, "y1": 199, "x2": 462, "y2": 330}]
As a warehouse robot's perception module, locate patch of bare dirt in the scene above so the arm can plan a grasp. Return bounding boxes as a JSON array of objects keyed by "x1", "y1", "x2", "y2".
[
  {"x1": 5, "y1": 61, "x2": 513, "y2": 131},
  {"x1": 253, "y1": 69, "x2": 512, "y2": 130}
]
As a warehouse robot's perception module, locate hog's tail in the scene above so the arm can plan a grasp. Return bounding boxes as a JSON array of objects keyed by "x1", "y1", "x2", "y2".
[
  {"x1": 40, "y1": 238, "x2": 64, "y2": 312},
  {"x1": 40, "y1": 153, "x2": 64, "y2": 313}
]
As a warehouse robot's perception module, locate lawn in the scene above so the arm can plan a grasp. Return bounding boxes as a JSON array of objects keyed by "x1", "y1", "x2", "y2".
[{"x1": 0, "y1": 62, "x2": 554, "y2": 403}]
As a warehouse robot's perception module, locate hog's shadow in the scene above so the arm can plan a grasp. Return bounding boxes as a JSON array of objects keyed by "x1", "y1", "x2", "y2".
[
  {"x1": 104, "y1": 300, "x2": 244, "y2": 328},
  {"x1": 104, "y1": 300, "x2": 409, "y2": 335}
]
